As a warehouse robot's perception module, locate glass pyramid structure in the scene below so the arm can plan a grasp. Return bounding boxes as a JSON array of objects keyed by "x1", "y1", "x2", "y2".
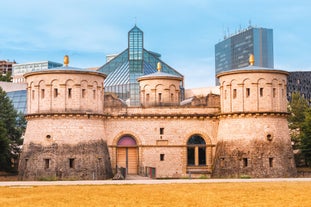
[{"x1": 97, "y1": 26, "x2": 184, "y2": 106}]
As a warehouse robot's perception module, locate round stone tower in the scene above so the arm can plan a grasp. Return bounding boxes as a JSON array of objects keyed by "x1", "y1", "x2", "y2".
[
  {"x1": 18, "y1": 56, "x2": 113, "y2": 180},
  {"x1": 213, "y1": 55, "x2": 297, "y2": 178},
  {"x1": 137, "y1": 62, "x2": 183, "y2": 107}
]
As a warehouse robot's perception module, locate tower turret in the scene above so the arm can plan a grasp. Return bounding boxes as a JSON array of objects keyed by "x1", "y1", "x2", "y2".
[
  {"x1": 137, "y1": 62, "x2": 183, "y2": 107},
  {"x1": 18, "y1": 56, "x2": 112, "y2": 180},
  {"x1": 213, "y1": 63, "x2": 296, "y2": 178}
]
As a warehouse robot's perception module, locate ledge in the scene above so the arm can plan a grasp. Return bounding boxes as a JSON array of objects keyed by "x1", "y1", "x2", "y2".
[{"x1": 218, "y1": 111, "x2": 289, "y2": 118}]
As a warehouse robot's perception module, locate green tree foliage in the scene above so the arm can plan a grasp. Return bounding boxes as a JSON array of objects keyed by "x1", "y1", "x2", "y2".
[
  {"x1": 300, "y1": 108, "x2": 311, "y2": 166},
  {"x1": 288, "y1": 92, "x2": 309, "y2": 150},
  {"x1": 288, "y1": 92, "x2": 309, "y2": 129},
  {"x1": 0, "y1": 87, "x2": 25, "y2": 171},
  {"x1": 0, "y1": 72, "x2": 12, "y2": 82},
  {"x1": 288, "y1": 92, "x2": 310, "y2": 166}
]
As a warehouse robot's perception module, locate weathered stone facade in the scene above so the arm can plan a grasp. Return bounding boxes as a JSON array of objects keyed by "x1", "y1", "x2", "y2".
[
  {"x1": 18, "y1": 64, "x2": 297, "y2": 180},
  {"x1": 213, "y1": 68, "x2": 297, "y2": 178},
  {"x1": 18, "y1": 140, "x2": 112, "y2": 180},
  {"x1": 19, "y1": 68, "x2": 113, "y2": 180}
]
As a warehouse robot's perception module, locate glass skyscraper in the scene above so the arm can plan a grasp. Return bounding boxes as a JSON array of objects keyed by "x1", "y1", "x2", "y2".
[
  {"x1": 98, "y1": 26, "x2": 184, "y2": 106},
  {"x1": 215, "y1": 27, "x2": 274, "y2": 85}
]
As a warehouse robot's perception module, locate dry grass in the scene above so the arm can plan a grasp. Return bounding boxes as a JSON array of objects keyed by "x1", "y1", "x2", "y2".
[{"x1": 1, "y1": 182, "x2": 311, "y2": 207}]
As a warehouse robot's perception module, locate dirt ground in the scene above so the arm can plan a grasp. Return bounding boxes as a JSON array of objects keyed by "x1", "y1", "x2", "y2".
[{"x1": 1, "y1": 182, "x2": 311, "y2": 206}]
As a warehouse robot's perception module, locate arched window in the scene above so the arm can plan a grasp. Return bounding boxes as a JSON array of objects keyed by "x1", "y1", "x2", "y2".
[
  {"x1": 187, "y1": 135, "x2": 206, "y2": 166},
  {"x1": 117, "y1": 136, "x2": 137, "y2": 146}
]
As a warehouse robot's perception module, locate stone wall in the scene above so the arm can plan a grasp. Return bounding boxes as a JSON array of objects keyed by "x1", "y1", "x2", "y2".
[
  {"x1": 213, "y1": 115, "x2": 297, "y2": 178},
  {"x1": 104, "y1": 114, "x2": 219, "y2": 178},
  {"x1": 141, "y1": 147, "x2": 184, "y2": 178},
  {"x1": 23, "y1": 115, "x2": 106, "y2": 145},
  {"x1": 18, "y1": 140, "x2": 112, "y2": 180}
]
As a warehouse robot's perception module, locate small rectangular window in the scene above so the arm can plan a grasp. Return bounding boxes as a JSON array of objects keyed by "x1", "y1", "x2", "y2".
[
  {"x1": 282, "y1": 89, "x2": 284, "y2": 97},
  {"x1": 32, "y1": 90, "x2": 35, "y2": 99},
  {"x1": 160, "y1": 154, "x2": 165, "y2": 161},
  {"x1": 170, "y1": 93, "x2": 174, "y2": 102},
  {"x1": 25, "y1": 159, "x2": 28, "y2": 169},
  {"x1": 269, "y1": 158, "x2": 273, "y2": 167},
  {"x1": 68, "y1": 88, "x2": 72, "y2": 98},
  {"x1": 41, "y1": 89, "x2": 45, "y2": 99},
  {"x1": 260, "y1": 88, "x2": 264, "y2": 97},
  {"x1": 233, "y1": 89, "x2": 237, "y2": 99},
  {"x1": 246, "y1": 88, "x2": 250, "y2": 97},
  {"x1": 273, "y1": 88, "x2": 276, "y2": 98},
  {"x1": 82, "y1": 89, "x2": 86, "y2": 98},
  {"x1": 146, "y1": 93, "x2": 150, "y2": 103},
  {"x1": 44, "y1": 159, "x2": 50, "y2": 169},
  {"x1": 93, "y1": 90, "x2": 96, "y2": 99},
  {"x1": 158, "y1": 93, "x2": 162, "y2": 102},
  {"x1": 224, "y1": 90, "x2": 227, "y2": 99},
  {"x1": 54, "y1": 88, "x2": 58, "y2": 98},
  {"x1": 69, "y1": 158, "x2": 75, "y2": 168},
  {"x1": 160, "y1": 128, "x2": 164, "y2": 135},
  {"x1": 220, "y1": 158, "x2": 225, "y2": 168},
  {"x1": 243, "y1": 158, "x2": 248, "y2": 167}
]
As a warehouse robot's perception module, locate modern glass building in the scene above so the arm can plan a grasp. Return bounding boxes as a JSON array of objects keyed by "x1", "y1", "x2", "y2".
[
  {"x1": 287, "y1": 71, "x2": 311, "y2": 105},
  {"x1": 13, "y1": 61, "x2": 63, "y2": 83},
  {"x1": 215, "y1": 27, "x2": 274, "y2": 85},
  {"x1": 6, "y1": 90, "x2": 27, "y2": 114},
  {"x1": 0, "y1": 81, "x2": 27, "y2": 114},
  {"x1": 98, "y1": 25, "x2": 184, "y2": 106}
]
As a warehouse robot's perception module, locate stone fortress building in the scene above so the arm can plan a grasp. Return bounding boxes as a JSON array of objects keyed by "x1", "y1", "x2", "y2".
[{"x1": 17, "y1": 31, "x2": 297, "y2": 180}]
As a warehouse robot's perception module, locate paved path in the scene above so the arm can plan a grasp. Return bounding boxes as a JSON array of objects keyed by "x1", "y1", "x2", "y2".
[{"x1": 1, "y1": 178, "x2": 311, "y2": 187}]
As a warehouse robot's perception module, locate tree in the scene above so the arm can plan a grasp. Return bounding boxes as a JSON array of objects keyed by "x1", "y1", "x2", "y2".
[
  {"x1": 288, "y1": 92, "x2": 310, "y2": 167},
  {"x1": 288, "y1": 92, "x2": 309, "y2": 149},
  {"x1": 0, "y1": 87, "x2": 25, "y2": 171},
  {"x1": 0, "y1": 72, "x2": 12, "y2": 82},
  {"x1": 300, "y1": 108, "x2": 311, "y2": 166},
  {"x1": 288, "y1": 92, "x2": 309, "y2": 128}
]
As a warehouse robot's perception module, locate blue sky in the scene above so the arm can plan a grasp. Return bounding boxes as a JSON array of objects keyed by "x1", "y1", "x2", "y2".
[{"x1": 1, "y1": 0, "x2": 311, "y2": 88}]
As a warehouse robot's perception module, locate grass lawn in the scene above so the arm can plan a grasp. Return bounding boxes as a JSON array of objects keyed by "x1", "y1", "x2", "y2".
[{"x1": 1, "y1": 182, "x2": 311, "y2": 206}]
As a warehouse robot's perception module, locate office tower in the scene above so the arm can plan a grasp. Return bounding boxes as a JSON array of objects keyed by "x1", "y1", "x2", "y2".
[{"x1": 215, "y1": 27, "x2": 273, "y2": 85}]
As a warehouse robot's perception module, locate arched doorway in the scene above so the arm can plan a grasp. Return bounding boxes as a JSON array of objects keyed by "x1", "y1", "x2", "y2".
[{"x1": 117, "y1": 135, "x2": 138, "y2": 174}]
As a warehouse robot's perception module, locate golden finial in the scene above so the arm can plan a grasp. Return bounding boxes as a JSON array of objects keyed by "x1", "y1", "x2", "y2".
[
  {"x1": 249, "y1": 54, "x2": 255, "y2": 66},
  {"x1": 157, "y1": 62, "x2": 162, "y2": 72},
  {"x1": 64, "y1": 55, "x2": 69, "y2": 67}
]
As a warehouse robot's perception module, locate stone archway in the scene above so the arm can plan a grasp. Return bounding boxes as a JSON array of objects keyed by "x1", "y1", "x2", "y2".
[{"x1": 116, "y1": 135, "x2": 138, "y2": 175}]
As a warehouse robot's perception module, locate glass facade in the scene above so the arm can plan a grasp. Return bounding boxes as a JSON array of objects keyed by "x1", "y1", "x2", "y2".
[
  {"x1": 215, "y1": 27, "x2": 274, "y2": 85},
  {"x1": 6, "y1": 90, "x2": 27, "y2": 114},
  {"x1": 129, "y1": 26, "x2": 143, "y2": 61},
  {"x1": 128, "y1": 27, "x2": 144, "y2": 106},
  {"x1": 98, "y1": 25, "x2": 184, "y2": 106},
  {"x1": 13, "y1": 61, "x2": 63, "y2": 76},
  {"x1": 287, "y1": 71, "x2": 311, "y2": 105},
  {"x1": 13, "y1": 61, "x2": 63, "y2": 83}
]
